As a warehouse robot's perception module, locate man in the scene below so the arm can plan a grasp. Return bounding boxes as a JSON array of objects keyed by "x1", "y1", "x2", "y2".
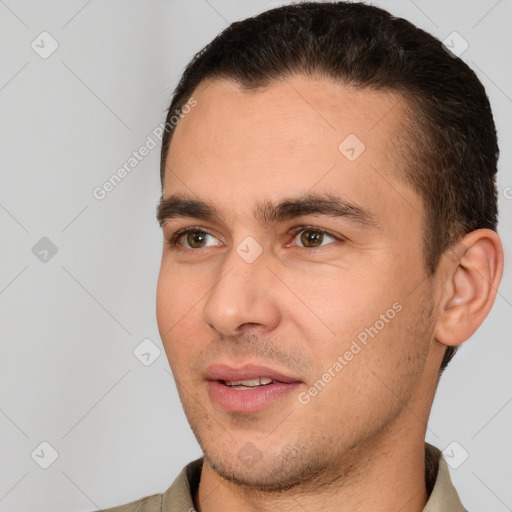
[{"x1": 103, "y1": 2, "x2": 504, "y2": 511}]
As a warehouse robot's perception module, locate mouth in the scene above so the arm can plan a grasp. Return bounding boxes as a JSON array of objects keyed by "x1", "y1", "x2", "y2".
[{"x1": 205, "y1": 363, "x2": 303, "y2": 413}]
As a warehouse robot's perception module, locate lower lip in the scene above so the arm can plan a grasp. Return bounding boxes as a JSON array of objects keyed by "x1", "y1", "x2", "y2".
[{"x1": 207, "y1": 380, "x2": 301, "y2": 413}]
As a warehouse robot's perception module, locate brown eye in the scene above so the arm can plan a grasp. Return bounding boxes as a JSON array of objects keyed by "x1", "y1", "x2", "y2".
[
  {"x1": 300, "y1": 230, "x2": 323, "y2": 247},
  {"x1": 185, "y1": 231, "x2": 208, "y2": 248},
  {"x1": 293, "y1": 229, "x2": 336, "y2": 248},
  {"x1": 172, "y1": 229, "x2": 220, "y2": 249}
]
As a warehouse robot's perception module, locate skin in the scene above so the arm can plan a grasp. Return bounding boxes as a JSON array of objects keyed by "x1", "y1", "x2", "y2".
[{"x1": 156, "y1": 75, "x2": 503, "y2": 511}]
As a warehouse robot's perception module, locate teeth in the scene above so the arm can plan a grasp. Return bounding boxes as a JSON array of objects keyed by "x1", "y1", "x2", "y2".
[{"x1": 225, "y1": 377, "x2": 273, "y2": 387}]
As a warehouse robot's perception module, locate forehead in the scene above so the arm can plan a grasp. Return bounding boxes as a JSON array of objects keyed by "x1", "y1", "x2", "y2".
[
  {"x1": 164, "y1": 75, "x2": 420, "y2": 231},
  {"x1": 169, "y1": 76, "x2": 404, "y2": 158}
]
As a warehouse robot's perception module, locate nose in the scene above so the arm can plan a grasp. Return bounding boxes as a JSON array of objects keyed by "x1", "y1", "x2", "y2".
[{"x1": 202, "y1": 244, "x2": 281, "y2": 337}]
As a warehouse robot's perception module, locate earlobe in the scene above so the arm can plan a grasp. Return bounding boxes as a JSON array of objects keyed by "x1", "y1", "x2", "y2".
[{"x1": 434, "y1": 229, "x2": 504, "y2": 347}]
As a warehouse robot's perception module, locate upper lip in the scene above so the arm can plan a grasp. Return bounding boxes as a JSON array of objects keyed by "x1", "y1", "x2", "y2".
[{"x1": 205, "y1": 363, "x2": 302, "y2": 384}]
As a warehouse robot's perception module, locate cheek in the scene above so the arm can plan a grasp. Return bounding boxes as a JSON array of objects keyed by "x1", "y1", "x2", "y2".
[
  {"x1": 289, "y1": 269, "x2": 390, "y2": 339},
  {"x1": 156, "y1": 272, "x2": 177, "y2": 337},
  {"x1": 302, "y1": 295, "x2": 431, "y2": 423},
  {"x1": 294, "y1": 270, "x2": 420, "y2": 377},
  {"x1": 156, "y1": 260, "x2": 203, "y2": 328},
  {"x1": 156, "y1": 264, "x2": 206, "y2": 365}
]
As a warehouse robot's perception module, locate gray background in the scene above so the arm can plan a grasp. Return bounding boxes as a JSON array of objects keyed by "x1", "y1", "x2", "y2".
[{"x1": 0, "y1": 1, "x2": 510, "y2": 510}]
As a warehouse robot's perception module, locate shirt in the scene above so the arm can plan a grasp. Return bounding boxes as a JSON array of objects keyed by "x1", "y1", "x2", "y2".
[{"x1": 99, "y1": 442, "x2": 468, "y2": 512}]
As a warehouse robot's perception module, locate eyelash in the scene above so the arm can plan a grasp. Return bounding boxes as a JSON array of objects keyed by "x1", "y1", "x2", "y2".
[{"x1": 166, "y1": 225, "x2": 344, "y2": 252}]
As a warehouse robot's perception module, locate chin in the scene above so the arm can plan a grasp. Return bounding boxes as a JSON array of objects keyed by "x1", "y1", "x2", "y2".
[
  {"x1": 201, "y1": 440, "x2": 332, "y2": 493},
  {"x1": 206, "y1": 456, "x2": 307, "y2": 491}
]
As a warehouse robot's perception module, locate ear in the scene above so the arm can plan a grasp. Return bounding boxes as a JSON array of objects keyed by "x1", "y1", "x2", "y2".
[{"x1": 434, "y1": 229, "x2": 504, "y2": 347}]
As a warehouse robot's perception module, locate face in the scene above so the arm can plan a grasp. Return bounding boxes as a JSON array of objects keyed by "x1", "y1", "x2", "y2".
[{"x1": 156, "y1": 75, "x2": 440, "y2": 490}]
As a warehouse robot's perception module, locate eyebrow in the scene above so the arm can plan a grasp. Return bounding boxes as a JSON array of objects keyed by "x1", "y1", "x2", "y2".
[{"x1": 156, "y1": 192, "x2": 380, "y2": 230}]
